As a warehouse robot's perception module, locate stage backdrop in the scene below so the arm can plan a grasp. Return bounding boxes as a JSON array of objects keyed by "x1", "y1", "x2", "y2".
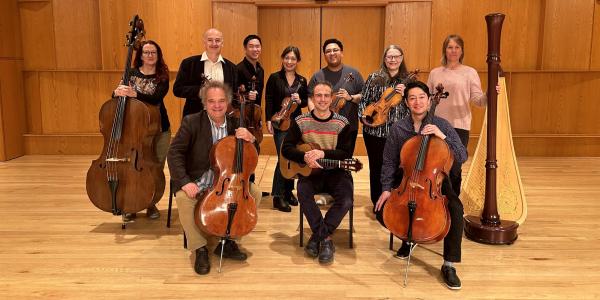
[{"x1": 1, "y1": 0, "x2": 599, "y2": 160}]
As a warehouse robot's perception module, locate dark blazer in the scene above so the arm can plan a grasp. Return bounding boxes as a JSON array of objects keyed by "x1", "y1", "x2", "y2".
[
  {"x1": 173, "y1": 55, "x2": 238, "y2": 116},
  {"x1": 167, "y1": 111, "x2": 237, "y2": 192}
]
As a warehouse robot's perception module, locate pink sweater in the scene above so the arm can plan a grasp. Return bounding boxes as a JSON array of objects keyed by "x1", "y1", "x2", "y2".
[{"x1": 427, "y1": 65, "x2": 486, "y2": 131}]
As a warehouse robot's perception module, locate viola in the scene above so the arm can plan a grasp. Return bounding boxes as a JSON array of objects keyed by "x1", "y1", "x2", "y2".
[
  {"x1": 271, "y1": 81, "x2": 303, "y2": 131},
  {"x1": 383, "y1": 84, "x2": 451, "y2": 245},
  {"x1": 330, "y1": 73, "x2": 355, "y2": 113},
  {"x1": 86, "y1": 15, "x2": 165, "y2": 225},
  {"x1": 195, "y1": 90, "x2": 258, "y2": 241},
  {"x1": 229, "y1": 77, "x2": 263, "y2": 143},
  {"x1": 360, "y1": 70, "x2": 419, "y2": 127}
]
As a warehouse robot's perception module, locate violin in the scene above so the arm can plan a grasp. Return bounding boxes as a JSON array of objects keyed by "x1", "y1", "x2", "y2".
[
  {"x1": 229, "y1": 77, "x2": 263, "y2": 143},
  {"x1": 360, "y1": 70, "x2": 419, "y2": 127},
  {"x1": 271, "y1": 81, "x2": 303, "y2": 131},
  {"x1": 195, "y1": 89, "x2": 258, "y2": 245},
  {"x1": 330, "y1": 73, "x2": 355, "y2": 113},
  {"x1": 383, "y1": 84, "x2": 451, "y2": 245},
  {"x1": 86, "y1": 15, "x2": 165, "y2": 225}
]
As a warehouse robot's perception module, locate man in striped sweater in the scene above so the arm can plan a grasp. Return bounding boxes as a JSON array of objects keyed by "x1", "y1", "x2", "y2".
[{"x1": 281, "y1": 81, "x2": 355, "y2": 265}]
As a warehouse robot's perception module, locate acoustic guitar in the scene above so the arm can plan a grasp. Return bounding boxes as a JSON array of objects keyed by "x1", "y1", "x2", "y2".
[{"x1": 279, "y1": 143, "x2": 363, "y2": 179}]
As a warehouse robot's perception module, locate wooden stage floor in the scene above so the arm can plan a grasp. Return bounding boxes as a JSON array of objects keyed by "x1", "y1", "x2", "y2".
[{"x1": 1, "y1": 155, "x2": 599, "y2": 299}]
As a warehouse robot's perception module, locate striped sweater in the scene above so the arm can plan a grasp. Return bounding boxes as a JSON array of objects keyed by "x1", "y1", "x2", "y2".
[{"x1": 281, "y1": 111, "x2": 353, "y2": 164}]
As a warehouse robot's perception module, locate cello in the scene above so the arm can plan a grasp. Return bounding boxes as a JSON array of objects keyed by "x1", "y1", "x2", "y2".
[
  {"x1": 86, "y1": 15, "x2": 165, "y2": 227},
  {"x1": 195, "y1": 89, "x2": 258, "y2": 272},
  {"x1": 382, "y1": 84, "x2": 450, "y2": 284},
  {"x1": 360, "y1": 70, "x2": 419, "y2": 127}
]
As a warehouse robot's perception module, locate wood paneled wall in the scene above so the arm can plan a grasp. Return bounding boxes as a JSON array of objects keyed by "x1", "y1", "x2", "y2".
[
  {"x1": 0, "y1": 0, "x2": 26, "y2": 161},
  {"x1": 10, "y1": 0, "x2": 600, "y2": 158}
]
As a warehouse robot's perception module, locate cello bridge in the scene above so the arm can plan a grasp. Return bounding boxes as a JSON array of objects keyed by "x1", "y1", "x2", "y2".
[{"x1": 409, "y1": 181, "x2": 425, "y2": 190}]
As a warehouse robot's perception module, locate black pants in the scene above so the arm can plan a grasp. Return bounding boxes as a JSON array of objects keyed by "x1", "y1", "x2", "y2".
[
  {"x1": 364, "y1": 133, "x2": 387, "y2": 206},
  {"x1": 376, "y1": 179, "x2": 464, "y2": 262},
  {"x1": 449, "y1": 128, "x2": 469, "y2": 196},
  {"x1": 297, "y1": 169, "x2": 354, "y2": 241}
]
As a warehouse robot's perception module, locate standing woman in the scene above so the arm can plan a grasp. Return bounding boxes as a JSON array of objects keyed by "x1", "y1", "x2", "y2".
[
  {"x1": 358, "y1": 45, "x2": 410, "y2": 210},
  {"x1": 427, "y1": 35, "x2": 487, "y2": 196},
  {"x1": 265, "y1": 46, "x2": 308, "y2": 212},
  {"x1": 113, "y1": 40, "x2": 171, "y2": 221}
]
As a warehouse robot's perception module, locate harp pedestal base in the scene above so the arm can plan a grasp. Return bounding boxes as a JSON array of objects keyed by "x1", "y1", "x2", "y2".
[{"x1": 464, "y1": 215, "x2": 518, "y2": 245}]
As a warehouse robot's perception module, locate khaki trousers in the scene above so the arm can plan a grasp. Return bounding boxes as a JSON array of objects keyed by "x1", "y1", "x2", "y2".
[{"x1": 175, "y1": 183, "x2": 262, "y2": 252}]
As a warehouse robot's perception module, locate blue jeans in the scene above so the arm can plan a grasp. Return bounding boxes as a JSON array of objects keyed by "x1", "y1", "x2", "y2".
[{"x1": 271, "y1": 128, "x2": 295, "y2": 197}]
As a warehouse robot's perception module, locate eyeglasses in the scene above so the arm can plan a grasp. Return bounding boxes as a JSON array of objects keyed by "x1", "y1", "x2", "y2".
[
  {"x1": 324, "y1": 48, "x2": 341, "y2": 55},
  {"x1": 385, "y1": 54, "x2": 403, "y2": 61},
  {"x1": 142, "y1": 51, "x2": 157, "y2": 56}
]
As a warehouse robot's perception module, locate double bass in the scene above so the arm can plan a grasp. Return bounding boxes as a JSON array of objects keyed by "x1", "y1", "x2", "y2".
[
  {"x1": 86, "y1": 15, "x2": 165, "y2": 226},
  {"x1": 360, "y1": 70, "x2": 419, "y2": 127},
  {"x1": 195, "y1": 90, "x2": 258, "y2": 272},
  {"x1": 382, "y1": 84, "x2": 451, "y2": 283}
]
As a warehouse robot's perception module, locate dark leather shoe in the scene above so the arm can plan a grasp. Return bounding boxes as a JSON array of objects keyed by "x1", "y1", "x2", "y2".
[
  {"x1": 122, "y1": 213, "x2": 136, "y2": 222},
  {"x1": 318, "y1": 239, "x2": 335, "y2": 265},
  {"x1": 394, "y1": 243, "x2": 411, "y2": 259},
  {"x1": 305, "y1": 235, "x2": 320, "y2": 258},
  {"x1": 146, "y1": 205, "x2": 160, "y2": 219},
  {"x1": 273, "y1": 196, "x2": 291, "y2": 212},
  {"x1": 194, "y1": 246, "x2": 210, "y2": 275},
  {"x1": 214, "y1": 240, "x2": 248, "y2": 261},
  {"x1": 262, "y1": 191, "x2": 270, "y2": 197},
  {"x1": 441, "y1": 265, "x2": 462, "y2": 290},
  {"x1": 285, "y1": 192, "x2": 298, "y2": 206}
]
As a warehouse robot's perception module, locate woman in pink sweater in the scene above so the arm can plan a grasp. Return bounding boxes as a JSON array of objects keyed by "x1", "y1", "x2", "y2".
[{"x1": 427, "y1": 34, "x2": 486, "y2": 196}]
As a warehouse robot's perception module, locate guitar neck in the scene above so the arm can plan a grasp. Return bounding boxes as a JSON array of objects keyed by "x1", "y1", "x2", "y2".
[{"x1": 316, "y1": 159, "x2": 344, "y2": 170}]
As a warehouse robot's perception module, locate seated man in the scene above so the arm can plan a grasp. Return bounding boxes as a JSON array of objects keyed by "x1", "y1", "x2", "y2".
[
  {"x1": 281, "y1": 81, "x2": 355, "y2": 265},
  {"x1": 374, "y1": 81, "x2": 467, "y2": 290},
  {"x1": 167, "y1": 81, "x2": 261, "y2": 275}
]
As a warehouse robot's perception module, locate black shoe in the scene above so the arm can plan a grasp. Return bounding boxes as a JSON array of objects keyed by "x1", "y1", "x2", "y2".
[
  {"x1": 146, "y1": 205, "x2": 160, "y2": 219},
  {"x1": 214, "y1": 240, "x2": 248, "y2": 261},
  {"x1": 262, "y1": 191, "x2": 270, "y2": 197},
  {"x1": 194, "y1": 246, "x2": 210, "y2": 275},
  {"x1": 122, "y1": 213, "x2": 136, "y2": 222},
  {"x1": 441, "y1": 265, "x2": 462, "y2": 290},
  {"x1": 318, "y1": 239, "x2": 335, "y2": 265},
  {"x1": 285, "y1": 192, "x2": 298, "y2": 206},
  {"x1": 305, "y1": 235, "x2": 320, "y2": 258},
  {"x1": 394, "y1": 243, "x2": 411, "y2": 259},
  {"x1": 273, "y1": 196, "x2": 291, "y2": 212}
]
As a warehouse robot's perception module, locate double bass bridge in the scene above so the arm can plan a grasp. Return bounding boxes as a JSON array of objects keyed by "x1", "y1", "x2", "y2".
[{"x1": 105, "y1": 157, "x2": 130, "y2": 163}]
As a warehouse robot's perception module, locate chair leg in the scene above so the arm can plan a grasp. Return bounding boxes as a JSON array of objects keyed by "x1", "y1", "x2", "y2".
[
  {"x1": 167, "y1": 179, "x2": 173, "y2": 228},
  {"x1": 349, "y1": 205, "x2": 354, "y2": 249},
  {"x1": 299, "y1": 204, "x2": 304, "y2": 247},
  {"x1": 389, "y1": 232, "x2": 394, "y2": 250}
]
